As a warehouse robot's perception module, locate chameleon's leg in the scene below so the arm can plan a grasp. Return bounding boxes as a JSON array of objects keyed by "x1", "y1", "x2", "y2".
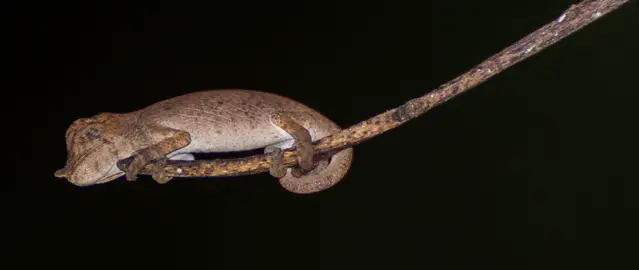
[
  {"x1": 125, "y1": 129, "x2": 191, "y2": 182},
  {"x1": 269, "y1": 112, "x2": 315, "y2": 176}
]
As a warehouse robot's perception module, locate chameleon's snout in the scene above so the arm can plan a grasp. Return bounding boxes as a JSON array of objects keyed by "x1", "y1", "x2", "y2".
[{"x1": 54, "y1": 167, "x2": 69, "y2": 178}]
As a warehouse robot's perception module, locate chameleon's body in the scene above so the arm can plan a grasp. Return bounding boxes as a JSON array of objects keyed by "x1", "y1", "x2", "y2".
[{"x1": 54, "y1": 89, "x2": 353, "y2": 194}]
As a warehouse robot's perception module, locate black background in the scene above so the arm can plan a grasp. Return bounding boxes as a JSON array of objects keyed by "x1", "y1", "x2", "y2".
[{"x1": 6, "y1": 1, "x2": 639, "y2": 269}]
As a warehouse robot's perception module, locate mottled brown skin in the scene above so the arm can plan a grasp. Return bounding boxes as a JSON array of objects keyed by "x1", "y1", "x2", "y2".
[{"x1": 55, "y1": 89, "x2": 353, "y2": 194}]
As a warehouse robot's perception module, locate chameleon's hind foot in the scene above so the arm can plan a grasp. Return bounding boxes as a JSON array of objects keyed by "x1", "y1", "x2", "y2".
[
  {"x1": 265, "y1": 146, "x2": 287, "y2": 178},
  {"x1": 293, "y1": 136, "x2": 315, "y2": 174},
  {"x1": 269, "y1": 111, "x2": 316, "y2": 177}
]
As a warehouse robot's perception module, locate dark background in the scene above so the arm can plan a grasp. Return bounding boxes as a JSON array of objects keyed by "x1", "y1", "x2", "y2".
[{"x1": 5, "y1": 0, "x2": 639, "y2": 269}]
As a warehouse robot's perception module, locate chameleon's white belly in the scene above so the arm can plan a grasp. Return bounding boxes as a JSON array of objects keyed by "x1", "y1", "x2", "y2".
[
  {"x1": 177, "y1": 121, "x2": 294, "y2": 153},
  {"x1": 159, "y1": 116, "x2": 329, "y2": 156}
]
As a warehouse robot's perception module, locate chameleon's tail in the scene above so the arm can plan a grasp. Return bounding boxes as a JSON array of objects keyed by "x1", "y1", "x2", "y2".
[{"x1": 278, "y1": 147, "x2": 354, "y2": 194}]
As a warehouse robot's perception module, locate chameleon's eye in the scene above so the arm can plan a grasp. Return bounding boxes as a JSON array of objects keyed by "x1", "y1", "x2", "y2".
[
  {"x1": 67, "y1": 126, "x2": 104, "y2": 152},
  {"x1": 83, "y1": 127, "x2": 103, "y2": 141}
]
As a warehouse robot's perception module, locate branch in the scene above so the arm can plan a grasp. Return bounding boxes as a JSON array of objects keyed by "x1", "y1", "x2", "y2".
[{"x1": 117, "y1": 0, "x2": 631, "y2": 179}]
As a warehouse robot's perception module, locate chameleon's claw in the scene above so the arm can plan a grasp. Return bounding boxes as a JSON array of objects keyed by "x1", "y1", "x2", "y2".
[
  {"x1": 289, "y1": 139, "x2": 316, "y2": 178},
  {"x1": 125, "y1": 154, "x2": 149, "y2": 181},
  {"x1": 151, "y1": 157, "x2": 173, "y2": 184},
  {"x1": 125, "y1": 169, "x2": 139, "y2": 181},
  {"x1": 265, "y1": 146, "x2": 287, "y2": 178}
]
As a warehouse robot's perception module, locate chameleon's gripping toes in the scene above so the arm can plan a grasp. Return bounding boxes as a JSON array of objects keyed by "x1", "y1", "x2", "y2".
[{"x1": 54, "y1": 89, "x2": 353, "y2": 194}]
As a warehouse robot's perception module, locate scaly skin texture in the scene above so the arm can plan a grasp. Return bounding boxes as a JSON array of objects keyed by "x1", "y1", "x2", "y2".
[{"x1": 54, "y1": 89, "x2": 353, "y2": 194}]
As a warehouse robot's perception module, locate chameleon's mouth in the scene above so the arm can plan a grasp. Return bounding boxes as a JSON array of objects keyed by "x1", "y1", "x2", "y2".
[
  {"x1": 54, "y1": 139, "x2": 109, "y2": 179},
  {"x1": 54, "y1": 163, "x2": 124, "y2": 186},
  {"x1": 95, "y1": 163, "x2": 125, "y2": 183}
]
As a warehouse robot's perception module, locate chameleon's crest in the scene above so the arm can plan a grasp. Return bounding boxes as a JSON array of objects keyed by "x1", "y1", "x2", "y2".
[{"x1": 64, "y1": 113, "x2": 118, "y2": 144}]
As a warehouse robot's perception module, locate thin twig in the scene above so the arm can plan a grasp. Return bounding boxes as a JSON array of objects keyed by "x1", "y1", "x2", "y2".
[{"x1": 117, "y1": 0, "x2": 631, "y2": 178}]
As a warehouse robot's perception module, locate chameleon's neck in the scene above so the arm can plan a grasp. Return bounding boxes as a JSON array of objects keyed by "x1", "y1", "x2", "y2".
[{"x1": 107, "y1": 111, "x2": 153, "y2": 159}]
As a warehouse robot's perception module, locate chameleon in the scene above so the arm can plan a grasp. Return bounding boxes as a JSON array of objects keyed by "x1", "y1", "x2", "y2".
[{"x1": 54, "y1": 89, "x2": 353, "y2": 194}]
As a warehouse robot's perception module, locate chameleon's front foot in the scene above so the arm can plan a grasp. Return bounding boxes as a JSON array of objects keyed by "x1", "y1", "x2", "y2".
[
  {"x1": 123, "y1": 129, "x2": 191, "y2": 183},
  {"x1": 124, "y1": 152, "x2": 173, "y2": 184},
  {"x1": 151, "y1": 157, "x2": 173, "y2": 184},
  {"x1": 124, "y1": 152, "x2": 150, "y2": 181}
]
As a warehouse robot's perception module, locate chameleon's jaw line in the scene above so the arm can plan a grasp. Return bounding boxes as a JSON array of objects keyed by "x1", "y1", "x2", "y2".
[
  {"x1": 57, "y1": 164, "x2": 123, "y2": 186},
  {"x1": 92, "y1": 164, "x2": 124, "y2": 185},
  {"x1": 96, "y1": 171, "x2": 125, "y2": 184}
]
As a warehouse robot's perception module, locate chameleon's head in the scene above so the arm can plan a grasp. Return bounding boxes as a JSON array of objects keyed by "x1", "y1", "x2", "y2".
[{"x1": 54, "y1": 112, "x2": 132, "y2": 186}]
